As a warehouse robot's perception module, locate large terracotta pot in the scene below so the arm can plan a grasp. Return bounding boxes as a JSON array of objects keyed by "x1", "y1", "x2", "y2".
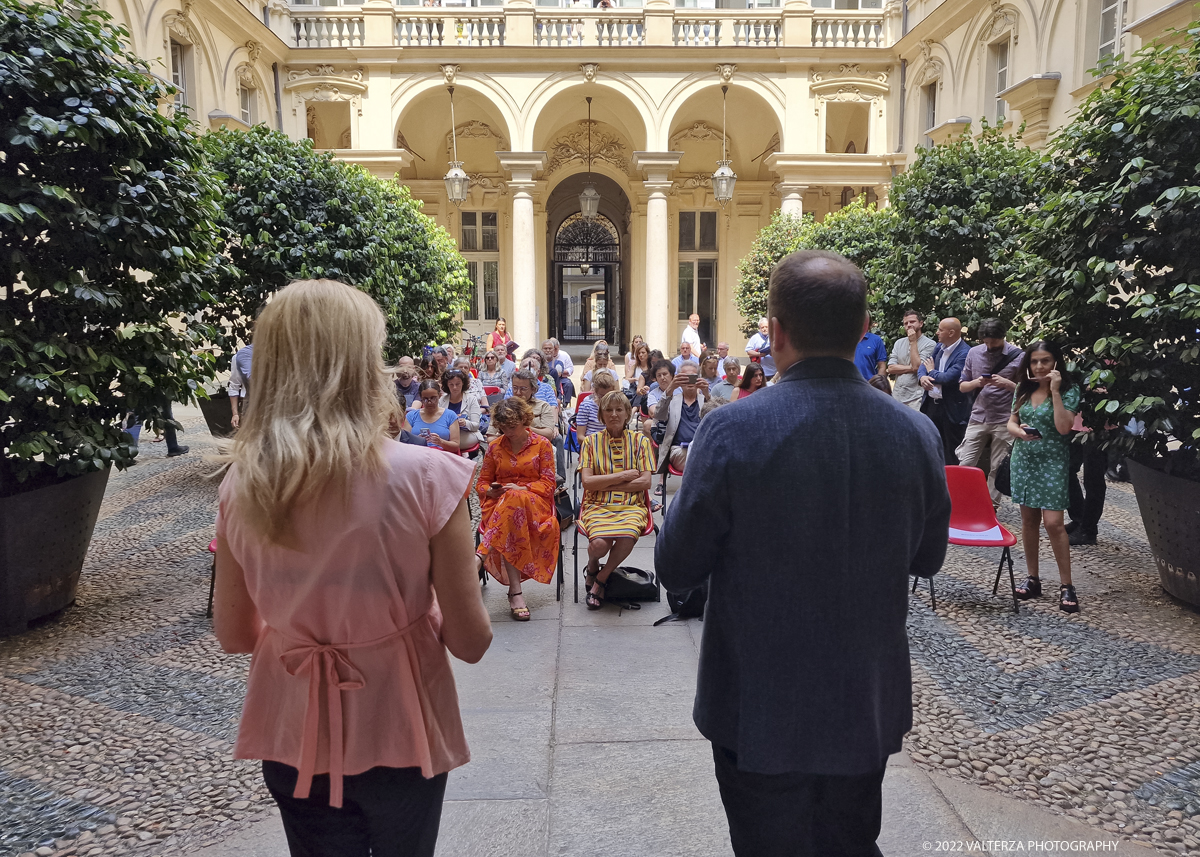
[
  {"x1": 0, "y1": 467, "x2": 110, "y2": 635},
  {"x1": 1127, "y1": 459, "x2": 1200, "y2": 608}
]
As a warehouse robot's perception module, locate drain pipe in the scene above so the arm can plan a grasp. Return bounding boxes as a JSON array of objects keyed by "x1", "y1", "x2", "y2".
[
  {"x1": 897, "y1": 59, "x2": 907, "y2": 155},
  {"x1": 272, "y1": 63, "x2": 283, "y2": 131}
]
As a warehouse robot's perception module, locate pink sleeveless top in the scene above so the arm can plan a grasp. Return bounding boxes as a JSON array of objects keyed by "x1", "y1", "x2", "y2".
[{"x1": 216, "y1": 440, "x2": 476, "y2": 807}]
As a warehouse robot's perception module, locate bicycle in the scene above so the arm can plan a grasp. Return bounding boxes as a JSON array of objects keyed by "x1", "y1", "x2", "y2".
[{"x1": 460, "y1": 329, "x2": 488, "y2": 375}]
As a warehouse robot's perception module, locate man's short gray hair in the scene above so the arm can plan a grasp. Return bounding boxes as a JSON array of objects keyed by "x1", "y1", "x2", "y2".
[
  {"x1": 431, "y1": 346, "x2": 448, "y2": 357},
  {"x1": 677, "y1": 360, "x2": 700, "y2": 372},
  {"x1": 723, "y1": 357, "x2": 741, "y2": 373},
  {"x1": 512, "y1": 369, "x2": 537, "y2": 393}
]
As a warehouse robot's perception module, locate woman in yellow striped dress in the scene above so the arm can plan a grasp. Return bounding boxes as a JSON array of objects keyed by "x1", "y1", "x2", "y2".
[{"x1": 578, "y1": 391, "x2": 655, "y2": 609}]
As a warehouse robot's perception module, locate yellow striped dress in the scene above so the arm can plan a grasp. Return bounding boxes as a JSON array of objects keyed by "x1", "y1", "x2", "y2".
[{"x1": 578, "y1": 429, "x2": 655, "y2": 538}]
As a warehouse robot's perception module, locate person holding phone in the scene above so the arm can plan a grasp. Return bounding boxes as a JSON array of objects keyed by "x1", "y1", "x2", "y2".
[
  {"x1": 476, "y1": 397, "x2": 559, "y2": 621},
  {"x1": 651, "y1": 364, "x2": 706, "y2": 479},
  {"x1": 406, "y1": 380, "x2": 461, "y2": 453},
  {"x1": 1006, "y1": 340, "x2": 1081, "y2": 612}
]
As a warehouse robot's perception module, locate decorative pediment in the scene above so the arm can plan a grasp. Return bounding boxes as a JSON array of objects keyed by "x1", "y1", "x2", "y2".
[
  {"x1": 669, "y1": 121, "x2": 726, "y2": 149},
  {"x1": 809, "y1": 64, "x2": 890, "y2": 98},
  {"x1": 980, "y1": 0, "x2": 1019, "y2": 44},
  {"x1": 545, "y1": 120, "x2": 628, "y2": 176},
  {"x1": 915, "y1": 58, "x2": 944, "y2": 88},
  {"x1": 445, "y1": 120, "x2": 509, "y2": 155},
  {"x1": 285, "y1": 66, "x2": 366, "y2": 116}
]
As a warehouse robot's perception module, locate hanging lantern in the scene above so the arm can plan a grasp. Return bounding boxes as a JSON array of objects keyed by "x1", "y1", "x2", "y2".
[
  {"x1": 578, "y1": 182, "x2": 601, "y2": 220},
  {"x1": 712, "y1": 84, "x2": 737, "y2": 207},
  {"x1": 578, "y1": 96, "x2": 602, "y2": 220},
  {"x1": 444, "y1": 162, "x2": 469, "y2": 205},
  {"x1": 444, "y1": 86, "x2": 470, "y2": 207}
]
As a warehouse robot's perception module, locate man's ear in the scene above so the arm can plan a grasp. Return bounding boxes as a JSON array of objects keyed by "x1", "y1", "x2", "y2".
[{"x1": 769, "y1": 317, "x2": 788, "y2": 352}]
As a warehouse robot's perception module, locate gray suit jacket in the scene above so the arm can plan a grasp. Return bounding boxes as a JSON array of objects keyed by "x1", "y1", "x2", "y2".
[
  {"x1": 653, "y1": 391, "x2": 706, "y2": 473},
  {"x1": 655, "y1": 357, "x2": 950, "y2": 776}
]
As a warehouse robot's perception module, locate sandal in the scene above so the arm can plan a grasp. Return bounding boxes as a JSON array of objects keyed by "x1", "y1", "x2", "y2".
[
  {"x1": 1015, "y1": 576, "x2": 1042, "y2": 600},
  {"x1": 583, "y1": 558, "x2": 601, "y2": 590},
  {"x1": 507, "y1": 591, "x2": 531, "y2": 621},
  {"x1": 1059, "y1": 584, "x2": 1080, "y2": 614},
  {"x1": 586, "y1": 578, "x2": 606, "y2": 611}
]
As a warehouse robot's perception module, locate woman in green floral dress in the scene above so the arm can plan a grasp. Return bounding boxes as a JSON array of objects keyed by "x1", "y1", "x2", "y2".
[{"x1": 1007, "y1": 340, "x2": 1081, "y2": 613}]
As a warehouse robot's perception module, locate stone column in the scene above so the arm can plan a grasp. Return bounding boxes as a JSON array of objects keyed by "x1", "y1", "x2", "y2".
[
  {"x1": 497, "y1": 153, "x2": 547, "y2": 352},
  {"x1": 632, "y1": 152, "x2": 682, "y2": 352},
  {"x1": 779, "y1": 183, "x2": 807, "y2": 217}
]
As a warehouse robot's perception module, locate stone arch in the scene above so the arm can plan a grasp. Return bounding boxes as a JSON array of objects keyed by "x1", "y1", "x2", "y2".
[
  {"x1": 662, "y1": 80, "x2": 783, "y2": 182},
  {"x1": 394, "y1": 79, "x2": 516, "y2": 183},
  {"x1": 527, "y1": 76, "x2": 651, "y2": 153},
  {"x1": 659, "y1": 72, "x2": 784, "y2": 151}
]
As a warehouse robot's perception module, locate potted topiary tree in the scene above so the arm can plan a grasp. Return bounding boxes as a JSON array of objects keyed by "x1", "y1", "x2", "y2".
[
  {"x1": 0, "y1": 0, "x2": 222, "y2": 633},
  {"x1": 1013, "y1": 26, "x2": 1200, "y2": 606},
  {"x1": 200, "y1": 127, "x2": 471, "y2": 436}
]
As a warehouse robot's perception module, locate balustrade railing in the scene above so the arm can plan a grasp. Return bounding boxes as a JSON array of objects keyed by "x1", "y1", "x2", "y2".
[
  {"x1": 288, "y1": 5, "x2": 889, "y2": 49},
  {"x1": 811, "y1": 12, "x2": 883, "y2": 48},
  {"x1": 293, "y1": 13, "x2": 365, "y2": 48}
]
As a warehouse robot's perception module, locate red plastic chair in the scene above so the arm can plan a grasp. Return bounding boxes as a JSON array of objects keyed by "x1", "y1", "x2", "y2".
[
  {"x1": 919, "y1": 466, "x2": 1020, "y2": 613},
  {"x1": 482, "y1": 385, "x2": 501, "y2": 397},
  {"x1": 206, "y1": 538, "x2": 218, "y2": 619},
  {"x1": 573, "y1": 490, "x2": 658, "y2": 604}
]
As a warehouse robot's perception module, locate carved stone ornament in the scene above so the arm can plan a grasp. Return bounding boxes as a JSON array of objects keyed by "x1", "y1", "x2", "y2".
[
  {"x1": 245, "y1": 40, "x2": 262, "y2": 63},
  {"x1": 678, "y1": 174, "x2": 713, "y2": 189},
  {"x1": 288, "y1": 66, "x2": 365, "y2": 84},
  {"x1": 980, "y1": 1, "x2": 1019, "y2": 45},
  {"x1": 545, "y1": 120, "x2": 628, "y2": 176},
  {"x1": 285, "y1": 66, "x2": 367, "y2": 116},
  {"x1": 810, "y1": 65, "x2": 889, "y2": 91},
  {"x1": 440, "y1": 64, "x2": 460, "y2": 86},
  {"x1": 267, "y1": 0, "x2": 289, "y2": 15},
  {"x1": 164, "y1": 11, "x2": 196, "y2": 46},
  {"x1": 715, "y1": 63, "x2": 737, "y2": 82},
  {"x1": 445, "y1": 120, "x2": 509, "y2": 155},
  {"x1": 916, "y1": 58, "x2": 944, "y2": 89},
  {"x1": 669, "y1": 121, "x2": 725, "y2": 149},
  {"x1": 293, "y1": 85, "x2": 362, "y2": 117},
  {"x1": 236, "y1": 63, "x2": 255, "y2": 89},
  {"x1": 466, "y1": 173, "x2": 506, "y2": 191},
  {"x1": 580, "y1": 63, "x2": 599, "y2": 83}
]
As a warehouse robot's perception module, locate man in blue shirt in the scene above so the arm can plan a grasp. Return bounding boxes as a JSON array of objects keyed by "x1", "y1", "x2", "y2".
[{"x1": 853, "y1": 315, "x2": 889, "y2": 380}]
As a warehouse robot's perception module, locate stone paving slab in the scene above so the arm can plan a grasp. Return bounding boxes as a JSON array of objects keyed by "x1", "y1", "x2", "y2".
[{"x1": 3, "y1": 408, "x2": 1200, "y2": 857}]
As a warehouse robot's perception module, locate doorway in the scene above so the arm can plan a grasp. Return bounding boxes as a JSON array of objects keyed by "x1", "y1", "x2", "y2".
[{"x1": 553, "y1": 212, "x2": 621, "y2": 345}]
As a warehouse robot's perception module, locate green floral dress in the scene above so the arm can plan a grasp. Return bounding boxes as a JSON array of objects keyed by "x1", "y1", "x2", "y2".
[{"x1": 1009, "y1": 386, "x2": 1081, "y2": 511}]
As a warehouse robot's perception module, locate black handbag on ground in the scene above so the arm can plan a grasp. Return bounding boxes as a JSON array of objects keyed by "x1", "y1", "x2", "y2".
[
  {"x1": 554, "y1": 488, "x2": 574, "y2": 531},
  {"x1": 604, "y1": 566, "x2": 660, "y2": 602},
  {"x1": 654, "y1": 582, "x2": 707, "y2": 625}
]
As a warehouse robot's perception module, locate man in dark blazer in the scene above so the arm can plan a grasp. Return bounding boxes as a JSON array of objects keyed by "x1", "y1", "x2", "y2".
[
  {"x1": 918, "y1": 317, "x2": 971, "y2": 465},
  {"x1": 655, "y1": 250, "x2": 950, "y2": 857}
]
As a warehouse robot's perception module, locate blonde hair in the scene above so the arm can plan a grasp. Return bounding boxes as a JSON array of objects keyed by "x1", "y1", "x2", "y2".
[
  {"x1": 591, "y1": 371, "x2": 618, "y2": 396},
  {"x1": 217, "y1": 279, "x2": 401, "y2": 544},
  {"x1": 598, "y1": 389, "x2": 632, "y2": 419}
]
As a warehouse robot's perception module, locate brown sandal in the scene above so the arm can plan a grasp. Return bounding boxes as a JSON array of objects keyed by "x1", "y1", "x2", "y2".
[
  {"x1": 508, "y1": 591, "x2": 531, "y2": 621},
  {"x1": 586, "y1": 578, "x2": 606, "y2": 611}
]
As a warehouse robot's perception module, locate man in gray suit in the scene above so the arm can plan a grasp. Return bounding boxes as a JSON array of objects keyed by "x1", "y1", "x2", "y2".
[{"x1": 656, "y1": 250, "x2": 951, "y2": 857}]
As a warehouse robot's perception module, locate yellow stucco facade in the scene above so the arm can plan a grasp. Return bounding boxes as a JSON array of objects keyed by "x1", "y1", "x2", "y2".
[{"x1": 101, "y1": 0, "x2": 1190, "y2": 355}]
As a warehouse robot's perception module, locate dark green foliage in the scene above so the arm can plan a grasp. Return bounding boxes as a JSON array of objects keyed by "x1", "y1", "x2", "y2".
[
  {"x1": 808, "y1": 197, "x2": 895, "y2": 330},
  {"x1": 203, "y1": 127, "x2": 471, "y2": 363},
  {"x1": 1013, "y1": 27, "x2": 1200, "y2": 470},
  {"x1": 0, "y1": 0, "x2": 222, "y2": 487},
  {"x1": 884, "y1": 122, "x2": 1051, "y2": 340},
  {"x1": 733, "y1": 210, "x2": 815, "y2": 336}
]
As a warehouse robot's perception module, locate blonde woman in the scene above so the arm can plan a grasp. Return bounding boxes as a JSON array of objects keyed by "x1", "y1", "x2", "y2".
[
  {"x1": 580, "y1": 339, "x2": 609, "y2": 380},
  {"x1": 212, "y1": 280, "x2": 491, "y2": 855}
]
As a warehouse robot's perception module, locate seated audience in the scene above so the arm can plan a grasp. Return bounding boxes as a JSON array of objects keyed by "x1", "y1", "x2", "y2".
[
  {"x1": 710, "y1": 358, "x2": 741, "y2": 401},
  {"x1": 478, "y1": 350, "x2": 508, "y2": 391},
  {"x1": 452, "y1": 356, "x2": 488, "y2": 408},
  {"x1": 477, "y1": 397, "x2": 559, "y2": 621},
  {"x1": 582, "y1": 344, "x2": 622, "y2": 392},
  {"x1": 406, "y1": 379, "x2": 460, "y2": 452},
  {"x1": 733, "y1": 363, "x2": 765, "y2": 400},
  {"x1": 574, "y1": 372, "x2": 619, "y2": 439},
  {"x1": 581, "y1": 339, "x2": 609, "y2": 380},
  {"x1": 652, "y1": 363, "x2": 706, "y2": 475},
  {"x1": 488, "y1": 371, "x2": 558, "y2": 444},
  {"x1": 641, "y1": 360, "x2": 676, "y2": 422},
  {"x1": 698, "y1": 354, "x2": 722, "y2": 393},
  {"x1": 394, "y1": 360, "x2": 420, "y2": 408},
  {"x1": 578, "y1": 391, "x2": 655, "y2": 610},
  {"x1": 671, "y1": 341, "x2": 699, "y2": 371},
  {"x1": 440, "y1": 369, "x2": 483, "y2": 452}
]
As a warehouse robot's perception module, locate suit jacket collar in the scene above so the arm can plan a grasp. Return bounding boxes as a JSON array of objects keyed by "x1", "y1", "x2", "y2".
[{"x1": 778, "y1": 356, "x2": 865, "y2": 384}]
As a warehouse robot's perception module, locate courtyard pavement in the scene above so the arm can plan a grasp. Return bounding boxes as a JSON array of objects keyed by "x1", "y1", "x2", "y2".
[{"x1": 2, "y1": 406, "x2": 1199, "y2": 857}]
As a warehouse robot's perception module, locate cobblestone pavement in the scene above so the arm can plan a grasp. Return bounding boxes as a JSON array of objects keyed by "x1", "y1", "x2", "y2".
[{"x1": 2, "y1": 410, "x2": 1199, "y2": 857}]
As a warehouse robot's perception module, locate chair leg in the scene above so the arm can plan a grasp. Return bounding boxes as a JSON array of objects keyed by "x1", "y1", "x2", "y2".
[
  {"x1": 928, "y1": 577, "x2": 936, "y2": 611},
  {"x1": 556, "y1": 533, "x2": 564, "y2": 602},
  {"x1": 1005, "y1": 547, "x2": 1019, "y2": 614},
  {"x1": 992, "y1": 551, "x2": 1004, "y2": 595},
  {"x1": 573, "y1": 524, "x2": 579, "y2": 604},
  {"x1": 206, "y1": 557, "x2": 216, "y2": 619},
  {"x1": 911, "y1": 575, "x2": 919, "y2": 594}
]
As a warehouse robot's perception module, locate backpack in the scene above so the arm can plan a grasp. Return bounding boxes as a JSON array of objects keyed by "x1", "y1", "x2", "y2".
[
  {"x1": 603, "y1": 566, "x2": 660, "y2": 602},
  {"x1": 653, "y1": 582, "x2": 708, "y2": 625}
]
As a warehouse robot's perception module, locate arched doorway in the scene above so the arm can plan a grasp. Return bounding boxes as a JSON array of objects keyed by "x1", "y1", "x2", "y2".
[{"x1": 553, "y1": 213, "x2": 621, "y2": 344}]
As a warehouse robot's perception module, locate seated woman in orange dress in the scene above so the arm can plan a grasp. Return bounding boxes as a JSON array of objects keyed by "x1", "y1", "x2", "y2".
[{"x1": 476, "y1": 397, "x2": 559, "y2": 621}]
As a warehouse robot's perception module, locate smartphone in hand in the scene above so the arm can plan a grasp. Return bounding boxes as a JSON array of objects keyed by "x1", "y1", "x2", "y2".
[{"x1": 1021, "y1": 425, "x2": 1042, "y2": 439}]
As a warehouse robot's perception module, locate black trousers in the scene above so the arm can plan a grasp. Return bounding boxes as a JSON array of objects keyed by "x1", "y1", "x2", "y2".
[
  {"x1": 712, "y1": 745, "x2": 886, "y2": 857},
  {"x1": 263, "y1": 761, "x2": 448, "y2": 857},
  {"x1": 920, "y1": 398, "x2": 966, "y2": 466},
  {"x1": 1068, "y1": 443, "x2": 1108, "y2": 535}
]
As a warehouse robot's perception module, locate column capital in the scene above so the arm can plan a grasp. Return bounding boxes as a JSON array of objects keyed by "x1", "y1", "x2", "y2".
[
  {"x1": 631, "y1": 151, "x2": 683, "y2": 185},
  {"x1": 497, "y1": 152, "x2": 548, "y2": 186}
]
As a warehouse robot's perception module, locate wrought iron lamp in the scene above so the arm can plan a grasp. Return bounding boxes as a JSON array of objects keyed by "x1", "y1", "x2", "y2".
[
  {"x1": 578, "y1": 97, "x2": 601, "y2": 221},
  {"x1": 443, "y1": 85, "x2": 469, "y2": 206},
  {"x1": 712, "y1": 84, "x2": 737, "y2": 207}
]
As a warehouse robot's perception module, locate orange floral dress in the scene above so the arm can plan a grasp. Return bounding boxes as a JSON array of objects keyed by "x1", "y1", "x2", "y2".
[{"x1": 476, "y1": 430, "x2": 559, "y2": 585}]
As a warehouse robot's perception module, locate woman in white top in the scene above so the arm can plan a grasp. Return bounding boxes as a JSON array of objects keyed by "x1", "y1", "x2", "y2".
[{"x1": 582, "y1": 345, "x2": 622, "y2": 393}]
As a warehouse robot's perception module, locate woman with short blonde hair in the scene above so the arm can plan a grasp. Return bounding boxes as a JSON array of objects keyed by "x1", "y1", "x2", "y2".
[{"x1": 212, "y1": 279, "x2": 491, "y2": 854}]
